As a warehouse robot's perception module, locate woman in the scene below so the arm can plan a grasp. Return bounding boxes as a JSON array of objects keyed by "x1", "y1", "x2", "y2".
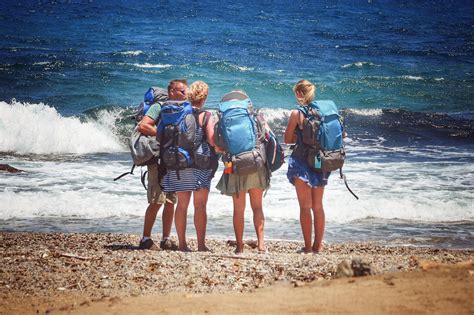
[
  {"x1": 161, "y1": 81, "x2": 216, "y2": 252},
  {"x1": 215, "y1": 91, "x2": 269, "y2": 254},
  {"x1": 284, "y1": 79, "x2": 328, "y2": 254}
]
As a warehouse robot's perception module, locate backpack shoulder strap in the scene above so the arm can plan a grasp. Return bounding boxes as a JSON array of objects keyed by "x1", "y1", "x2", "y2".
[
  {"x1": 192, "y1": 109, "x2": 212, "y2": 140},
  {"x1": 297, "y1": 106, "x2": 309, "y2": 129}
]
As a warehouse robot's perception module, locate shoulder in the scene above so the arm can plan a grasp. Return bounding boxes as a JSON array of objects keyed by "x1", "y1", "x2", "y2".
[{"x1": 289, "y1": 109, "x2": 300, "y2": 119}]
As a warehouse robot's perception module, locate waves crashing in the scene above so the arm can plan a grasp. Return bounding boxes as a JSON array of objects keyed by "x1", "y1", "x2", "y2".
[{"x1": 0, "y1": 101, "x2": 125, "y2": 155}]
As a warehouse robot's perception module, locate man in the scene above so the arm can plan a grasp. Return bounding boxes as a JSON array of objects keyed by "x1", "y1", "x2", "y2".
[{"x1": 137, "y1": 79, "x2": 188, "y2": 250}]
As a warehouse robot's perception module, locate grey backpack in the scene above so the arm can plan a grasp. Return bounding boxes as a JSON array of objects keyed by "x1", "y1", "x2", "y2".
[
  {"x1": 129, "y1": 125, "x2": 160, "y2": 166},
  {"x1": 114, "y1": 87, "x2": 168, "y2": 187}
]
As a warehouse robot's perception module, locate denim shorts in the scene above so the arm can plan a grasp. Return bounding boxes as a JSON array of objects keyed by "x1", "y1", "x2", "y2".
[{"x1": 286, "y1": 155, "x2": 330, "y2": 188}]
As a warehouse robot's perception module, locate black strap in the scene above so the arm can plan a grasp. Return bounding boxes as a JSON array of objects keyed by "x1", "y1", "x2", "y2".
[
  {"x1": 157, "y1": 127, "x2": 167, "y2": 185},
  {"x1": 141, "y1": 169, "x2": 148, "y2": 190},
  {"x1": 113, "y1": 164, "x2": 136, "y2": 181},
  {"x1": 172, "y1": 125, "x2": 181, "y2": 181},
  {"x1": 339, "y1": 168, "x2": 359, "y2": 200}
]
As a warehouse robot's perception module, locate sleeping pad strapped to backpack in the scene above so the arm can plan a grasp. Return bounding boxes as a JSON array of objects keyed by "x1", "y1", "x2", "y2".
[{"x1": 214, "y1": 97, "x2": 267, "y2": 176}]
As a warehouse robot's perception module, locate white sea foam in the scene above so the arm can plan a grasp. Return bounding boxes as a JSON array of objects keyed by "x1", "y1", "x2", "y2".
[
  {"x1": 347, "y1": 108, "x2": 383, "y2": 116},
  {"x1": 116, "y1": 50, "x2": 143, "y2": 56},
  {"x1": 0, "y1": 101, "x2": 124, "y2": 155},
  {"x1": 342, "y1": 61, "x2": 379, "y2": 69},
  {"x1": 209, "y1": 61, "x2": 254, "y2": 72},
  {"x1": 132, "y1": 63, "x2": 172, "y2": 69},
  {"x1": 258, "y1": 108, "x2": 290, "y2": 123},
  {"x1": 401, "y1": 75, "x2": 424, "y2": 81},
  {"x1": 1, "y1": 156, "x2": 472, "y2": 225}
]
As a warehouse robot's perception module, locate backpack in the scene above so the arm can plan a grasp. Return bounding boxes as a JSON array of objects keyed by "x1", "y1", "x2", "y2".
[
  {"x1": 214, "y1": 96, "x2": 266, "y2": 176},
  {"x1": 157, "y1": 101, "x2": 218, "y2": 179},
  {"x1": 253, "y1": 112, "x2": 285, "y2": 173},
  {"x1": 134, "y1": 87, "x2": 168, "y2": 123},
  {"x1": 192, "y1": 110, "x2": 219, "y2": 176},
  {"x1": 296, "y1": 100, "x2": 358, "y2": 199},
  {"x1": 298, "y1": 100, "x2": 345, "y2": 172},
  {"x1": 157, "y1": 101, "x2": 196, "y2": 174},
  {"x1": 113, "y1": 87, "x2": 168, "y2": 187},
  {"x1": 264, "y1": 130, "x2": 285, "y2": 173}
]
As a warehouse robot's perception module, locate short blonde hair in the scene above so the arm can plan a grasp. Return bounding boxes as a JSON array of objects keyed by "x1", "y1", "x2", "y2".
[
  {"x1": 293, "y1": 79, "x2": 315, "y2": 105},
  {"x1": 187, "y1": 81, "x2": 209, "y2": 103}
]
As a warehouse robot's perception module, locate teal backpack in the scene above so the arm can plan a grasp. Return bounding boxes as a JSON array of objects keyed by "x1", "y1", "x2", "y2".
[
  {"x1": 214, "y1": 92, "x2": 266, "y2": 176},
  {"x1": 297, "y1": 100, "x2": 358, "y2": 199}
]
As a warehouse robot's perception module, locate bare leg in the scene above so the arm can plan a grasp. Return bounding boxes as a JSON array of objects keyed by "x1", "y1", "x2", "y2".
[
  {"x1": 161, "y1": 201, "x2": 174, "y2": 239},
  {"x1": 175, "y1": 191, "x2": 192, "y2": 251},
  {"x1": 311, "y1": 187, "x2": 325, "y2": 253},
  {"x1": 232, "y1": 190, "x2": 247, "y2": 253},
  {"x1": 143, "y1": 203, "x2": 161, "y2": 238},
  {"x1": 249, "y1": 188, "x2": 265, "y2": 251},
  {"x1": 294, "y1": 178, "x2": 313, "y2": 253},
  {"x1": 193, "y1": 188, "x2": 210, "y2": 251}
]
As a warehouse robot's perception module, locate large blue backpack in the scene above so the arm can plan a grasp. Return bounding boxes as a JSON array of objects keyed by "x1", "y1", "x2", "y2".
[
  {"x1": 157, "y1": 101, "x2": 197, "y2": 177},
  {"x1": 296, "y1": 100, "x2": 358, "y2": 199},
  {"x1": 214, "y1": 94, "x2": 266, "y2": 176},
  {"x1": 298, "y1": 100, "x2": 345, "y2": 172}
]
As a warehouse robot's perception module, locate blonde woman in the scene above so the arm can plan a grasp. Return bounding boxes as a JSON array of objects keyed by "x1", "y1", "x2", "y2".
[
  {"x1": 284, "y1": 80, "x2": 329, "y2": 253},
  {"x1": 161, "y1": 81, "x2": 217, "y2": 251}
]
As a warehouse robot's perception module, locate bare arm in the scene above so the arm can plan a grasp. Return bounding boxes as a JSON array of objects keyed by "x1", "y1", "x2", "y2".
[
  {"x1": 284, "y1": 110, "x2": 299, "y2": 144},
  {"x1": 204, "y1": 112, "x2": 216, "y2": 148},
  {"x1": 137, "y1": 116, "x2": 157, "y2": 136}
]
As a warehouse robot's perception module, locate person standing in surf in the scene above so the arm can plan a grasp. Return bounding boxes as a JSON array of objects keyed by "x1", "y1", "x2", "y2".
[{"x1": 284, "y1": 80, "x2": 329, "y2": 254}]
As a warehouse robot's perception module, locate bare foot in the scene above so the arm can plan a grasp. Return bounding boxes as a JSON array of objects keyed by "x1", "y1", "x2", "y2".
[
  {"x1": 234, "y1": 245, "x2": 244, "y2": 254},
  {"x1": 179, "y1": 246, "x2": 192, "y2": 252},
  {"x1": 312, "y1": 243, "x2": 323, "y2": 253},
  {"x1": 297, "y1": 247, "x2": 312, "y2": 254},
  {"x1": 198, "y1": 246, "x2": 211, "y2": 252}
]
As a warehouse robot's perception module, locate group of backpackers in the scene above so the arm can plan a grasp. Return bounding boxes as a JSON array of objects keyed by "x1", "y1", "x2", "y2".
[{"x1": 128, "y1": 79, "x2": 349, "y2": 254}]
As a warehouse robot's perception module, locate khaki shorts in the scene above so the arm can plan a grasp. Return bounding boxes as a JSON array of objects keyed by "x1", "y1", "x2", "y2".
[{"x1": 147, "y1": 164, "x2": 177, "y2": 205}]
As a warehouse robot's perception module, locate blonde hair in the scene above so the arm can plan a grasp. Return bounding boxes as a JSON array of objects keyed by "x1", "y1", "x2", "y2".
[
  {"x1": 187, "y1": 81, "x2": 209, "y2": 105},
  {"x1": 293, "y1": 79, "x2": 315, "y2": 105}
]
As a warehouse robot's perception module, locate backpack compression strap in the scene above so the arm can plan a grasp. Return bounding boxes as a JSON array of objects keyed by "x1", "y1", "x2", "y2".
[
  {"x1": 339, "y1": 168, "x2": 359, "y2": 200},
  {"x1": 113, "y1": 164, "x2": 136, "y2": 181}
]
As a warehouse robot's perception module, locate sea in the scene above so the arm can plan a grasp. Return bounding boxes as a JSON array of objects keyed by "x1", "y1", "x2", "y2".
[{"x1": 0, "y1": 1, "x2": 473, "y2": 249}]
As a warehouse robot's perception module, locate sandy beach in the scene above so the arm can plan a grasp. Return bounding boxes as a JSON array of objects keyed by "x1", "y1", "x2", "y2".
[{"x1": 0, "y1": 232, "x2": 472, "y2": 314}]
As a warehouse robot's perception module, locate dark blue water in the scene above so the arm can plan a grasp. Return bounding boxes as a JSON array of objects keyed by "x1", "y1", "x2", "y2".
[{"x1": 1, "y1": 1, "x2": 473, "y2": 113}]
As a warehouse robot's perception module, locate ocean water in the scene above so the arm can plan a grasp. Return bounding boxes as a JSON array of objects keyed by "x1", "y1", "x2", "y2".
[{"x1": 0, "y1": 1, "x2": 473, "y2": 249}]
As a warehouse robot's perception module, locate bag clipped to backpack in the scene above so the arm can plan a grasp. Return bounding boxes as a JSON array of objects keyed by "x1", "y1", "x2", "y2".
[
  {"x1": 254, "y1": 112, "x2": 285, "y2": 173},
  {"x1": 264, "y1": 129, "x2": 285, "y2": 173},
  {"x1": 214, "y1": 92, "x2": 266, "y2": 176},
  {"x1": 114, "y1": 87, "x2": 168, "y2": 187}
]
